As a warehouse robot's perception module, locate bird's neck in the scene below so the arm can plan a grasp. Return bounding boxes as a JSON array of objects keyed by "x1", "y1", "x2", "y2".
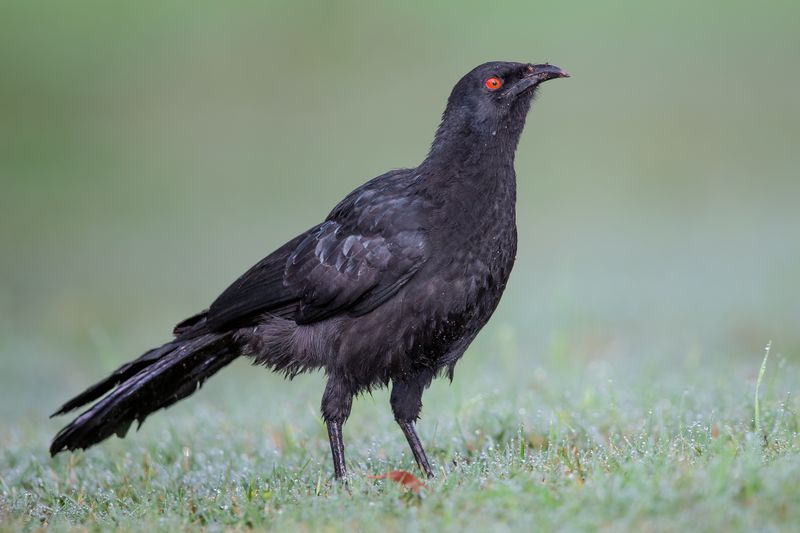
[
  {"x1": 420, "y1": 115, "x2": 523, "y2": 202},
  {"x1": 425, "y1": 120, "x2": 522, "y2": 170},
  {"x1": 416, "y1": 130, "x2": 517, "y2": 229},
  {"x1": 422, "y1": 99, "x2": 533, "y2": 175}
]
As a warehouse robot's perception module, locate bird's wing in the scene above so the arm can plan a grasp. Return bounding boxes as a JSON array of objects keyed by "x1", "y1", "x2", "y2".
[
  {"x1": 283, "y1": 219, "x2": 426, "y2": 324},
  {"x1": 202, "y1": 233, "x2": 308, "y2": 330},
  {"x1": 205, "y1": 177, "x2": 428, "y2": 329}
]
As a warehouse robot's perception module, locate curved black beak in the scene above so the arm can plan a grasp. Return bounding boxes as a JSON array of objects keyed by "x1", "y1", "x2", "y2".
[
  {"x1": 507, "y1": 63, "x2": 570, "y2": 97},
  {"x1": 528, "y1": 63, "x2": 570, "y2": 82}
]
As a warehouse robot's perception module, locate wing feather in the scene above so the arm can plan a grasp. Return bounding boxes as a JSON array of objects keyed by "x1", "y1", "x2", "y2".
[{"x1": 202, "y1": 170, "x2": 428, "y2": 330}]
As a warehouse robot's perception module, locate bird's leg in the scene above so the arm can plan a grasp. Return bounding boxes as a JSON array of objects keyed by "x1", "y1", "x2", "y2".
[
  {"x1": 391, "y1": 371, "x2": 435, "y2": 478},
  {"x1": 321, "y1": 378, "x2": 353, "y2": 480},
  {"x1": 397, "y1": 419, "x2": 433, "y2": 478},
  {"x1": 326, "y1": 419, "x2": 347, "y2": 480}
]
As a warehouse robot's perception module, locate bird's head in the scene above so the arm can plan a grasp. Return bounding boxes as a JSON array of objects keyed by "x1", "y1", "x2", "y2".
[
  {"x1": 429, "y1": 61, "x2": 569, "y2": 162},
  {"x1": 449, "y1": 61, "x2": 569, "y2": 126}
]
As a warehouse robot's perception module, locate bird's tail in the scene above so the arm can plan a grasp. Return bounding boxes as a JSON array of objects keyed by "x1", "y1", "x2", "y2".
[{"x1": 50, "y1": 333, "x2": 238, "y2": 456}]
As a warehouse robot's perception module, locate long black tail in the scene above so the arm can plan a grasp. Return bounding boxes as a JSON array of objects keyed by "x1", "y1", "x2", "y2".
[{"x1": 50, "y1": 333, "x2": 238, "y2": 456}]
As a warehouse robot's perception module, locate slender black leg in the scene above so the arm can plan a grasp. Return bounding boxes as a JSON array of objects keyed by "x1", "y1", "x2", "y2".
[
  {"x1": 321, "y1": 378, "x2": 353, "y2": 480},
  {"x1": 391, "y1": 371, "x2": 435, "y2": 478},
  {"x1": 398, "y1": 419, "x2": 434, "y2": 478},
  {"x1": 327, "y1": 420, "x2": 347, "y2": 479}
]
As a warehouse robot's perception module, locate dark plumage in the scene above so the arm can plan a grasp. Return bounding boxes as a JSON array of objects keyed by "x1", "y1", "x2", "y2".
[{"x1": 50, "y1": 61, "x2": 569, "y2": 479}]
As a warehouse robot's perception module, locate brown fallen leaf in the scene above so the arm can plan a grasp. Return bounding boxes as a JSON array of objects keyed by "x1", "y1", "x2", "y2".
[{"x1": 369, "y1": 470, "x2": 426, "y2": 493}]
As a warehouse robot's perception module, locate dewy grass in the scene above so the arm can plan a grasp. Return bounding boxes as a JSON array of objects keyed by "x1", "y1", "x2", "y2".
[
  {"x1": 2, "y1": 343, "x2": 799, "y2": 532},
  {"x1": 754, "y1": 341, "x2": 771, "y2": 440}
]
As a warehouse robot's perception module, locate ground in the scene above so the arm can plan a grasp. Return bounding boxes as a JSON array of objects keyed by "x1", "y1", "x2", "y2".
[{"x1": 2, "y1": 337, "x2": 798, "y2": 532}]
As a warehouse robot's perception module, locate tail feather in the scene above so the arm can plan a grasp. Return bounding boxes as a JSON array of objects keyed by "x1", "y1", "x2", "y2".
[
  {"x1": 50, "y1": 341, "x2": 182, "y2": 417},
  {"x1": 50, "y1": 333, "x2": 237, "y2": 456}
]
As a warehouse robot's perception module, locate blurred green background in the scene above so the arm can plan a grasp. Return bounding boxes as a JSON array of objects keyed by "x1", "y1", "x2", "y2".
[{"x1": 1, "y1": 0, "x2": 798, "y2": 432}]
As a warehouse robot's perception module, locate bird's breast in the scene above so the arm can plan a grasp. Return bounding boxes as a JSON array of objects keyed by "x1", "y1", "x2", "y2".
[{"x1": 333, "y1": 172, "x2": 518, "y2": 384}]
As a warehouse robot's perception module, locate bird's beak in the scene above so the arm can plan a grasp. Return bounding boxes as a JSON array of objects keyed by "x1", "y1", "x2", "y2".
[{"x1": 507, "y1": 64, "x2": 570, "y2": 97}]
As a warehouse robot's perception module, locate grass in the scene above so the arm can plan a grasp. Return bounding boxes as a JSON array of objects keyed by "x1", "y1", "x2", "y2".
[
  {"x1": 1, "y1": 340, "x2": 798, "y2": 532},
  {"x1": 754, "y1": 342, "x2": 771, "y2": 440}
]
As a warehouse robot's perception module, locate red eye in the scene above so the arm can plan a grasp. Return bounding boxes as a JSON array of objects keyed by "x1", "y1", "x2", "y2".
[{"x1": 485, "y1": 77, "x2": 503, "y2": 91}]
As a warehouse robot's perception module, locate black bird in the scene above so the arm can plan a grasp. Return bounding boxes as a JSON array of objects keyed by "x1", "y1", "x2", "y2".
[{"x1": 50, "y1": 61, "x2": 569, "y2": 479}]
